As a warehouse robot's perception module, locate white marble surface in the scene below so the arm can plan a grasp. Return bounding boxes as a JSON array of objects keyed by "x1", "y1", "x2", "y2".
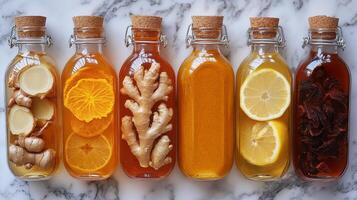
[{"x1": 0, "y1": 0, "x2": 357, "y2": 199}]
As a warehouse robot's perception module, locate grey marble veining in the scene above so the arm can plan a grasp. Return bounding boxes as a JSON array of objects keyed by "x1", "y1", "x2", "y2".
[{"x1": 1, "y1": 0, "x2": 357, "y2": 199}]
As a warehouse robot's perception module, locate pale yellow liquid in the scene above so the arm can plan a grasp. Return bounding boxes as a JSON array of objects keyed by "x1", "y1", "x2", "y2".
[{"x1": 236, "y1": 51, "x2": 291, "y2": 180}]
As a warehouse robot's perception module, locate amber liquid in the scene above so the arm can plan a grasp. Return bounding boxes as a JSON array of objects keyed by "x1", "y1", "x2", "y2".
[
  {"x1": 178, "y1": 48, "x2": 234, "y2": 179},
  {"x1": 6, "y1": 53, "x2": 60, "y2": 180},
  {"x1": 119, "y1": 38, "x2": 176, "y2": 178},
  {"x1": 293, "y1": 50, "x2": 349, "y2": 180},
  {"x1": 236, "y1": 51, "x2": 291, "y2": 180},
  {"x1": 62, "y1": 52, "x2": 118, "y2": 180}
]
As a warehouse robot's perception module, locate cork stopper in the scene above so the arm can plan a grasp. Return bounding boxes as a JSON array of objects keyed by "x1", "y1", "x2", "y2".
[
  {"x1": 308, "y1": 15, "x2": 339, "y2": 39},
  {"x1": 73, "y1": 16, "x2": 104, "y2": 38},
  {"x1": 15, "y1": 16, "x2": 46, "y2": 38},
  {"x1": 250, "y1": 17, "x2": 279, "y2": 39},
  {"x1": 192, "y1": 16, "x2": 223, "y2": 39},
  {"x1": 131, "y1": 15, "x2": 162, "y2": 30}
]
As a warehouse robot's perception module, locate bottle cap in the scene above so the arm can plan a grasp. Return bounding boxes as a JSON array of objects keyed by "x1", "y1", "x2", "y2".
[
  {"x1": 15, "y1": 16, "x2": 46, "y2": 38},
  {"x1": 250, "y1": 17, "x2": 279, "y2": 39},
  {"x1": 308, "y1": 15, "x2": 339, "y2": 39},
  {"x1": 73, "y1": 16, "x2": 104, "y2": 38},
  {"x1": 131, "y1": 15, "x2": 162, "y2": 30},
  {"x1": 192, "y1": 16, "x2": 223, "y2": 38}
]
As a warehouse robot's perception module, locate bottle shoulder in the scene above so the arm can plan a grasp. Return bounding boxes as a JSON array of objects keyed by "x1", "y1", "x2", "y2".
[
  {"x1": 179, "y1": 51, "x2": 233, "y2": 75},
  {"x1": 237, "y1": 52, "x2": 291, "y2": 80},
  {"x1": 120, "y1": 52, "x2": 175, "y2": 76}
]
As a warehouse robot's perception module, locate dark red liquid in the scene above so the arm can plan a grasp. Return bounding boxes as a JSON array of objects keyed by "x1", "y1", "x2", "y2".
[{"x1": 293, "y1": 50, "x2": 350, "y2": 180}]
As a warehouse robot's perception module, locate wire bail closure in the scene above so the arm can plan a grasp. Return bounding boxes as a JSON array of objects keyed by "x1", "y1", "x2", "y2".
[
  {"x1": 8, "y1": 25, "x2": 53, "y2": 48},
  {"x1": 247, "y1": 26, "x2": 286, "y2": 47},
  {"x1": 124, "y1": 25, "x2": 168, "y2": 48},
  {"x1": 302, "y1": 26, "x2": 346, "y2": 50},
  {"x1": 185, "y1": 24, "x2": 229, "y2": 48}
]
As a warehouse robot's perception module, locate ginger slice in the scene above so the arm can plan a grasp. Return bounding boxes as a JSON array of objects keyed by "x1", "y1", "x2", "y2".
[
  {"x1": 31, "y1": 97, "x2": 54, "y2": 121},
  {"x1": 121, "y1": 63, "x2": 174, "y2": 169},
  {"x1": 18, "y1": 64, "x2": 54, "y2": 97},
  {"x1": 9, "y1": 105, "x2": 35, "y2": 136}
]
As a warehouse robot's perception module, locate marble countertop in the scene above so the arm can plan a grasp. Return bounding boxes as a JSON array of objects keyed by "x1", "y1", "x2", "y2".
[{"x1": 1, "y1": 0, "x2": 357, "y2": 199}]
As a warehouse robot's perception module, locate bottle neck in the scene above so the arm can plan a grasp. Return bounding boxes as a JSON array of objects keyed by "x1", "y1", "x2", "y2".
[
  {"x1": 131, "y1": 29, "x2": 161, "y2": 54},
  {"x1": 251, "y1": 43, "x2": 279, "y2": 54},
  {"x1": 75, "y1": 43, "x2": 103, "y2": 55},
  {"x1": 133, "y1": 43, "x2": 160, "y2": 54},
  {"x1": 310, "y1": 44, "x2": 338, "y2": 54},
  {"x1": 192, "y1": 43, "x2": 221, "y2": 53},
  {"x1": 18, "y1": 43, "x2": 46, "y2": 54}
]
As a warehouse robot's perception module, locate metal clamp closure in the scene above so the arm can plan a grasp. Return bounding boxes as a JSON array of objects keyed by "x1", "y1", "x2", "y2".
[
  {"x1": 185, "y1": 24, "x2": 229, "y2": 48},
  {"x1": 124, "y1": 25, "x2": 167, "y2": 47},
  {"x1": 302, "y1": 26, "x2": 345, "y2": 50},
  {"x1": 247, "y1": 26, "x2": 286, "y2": 47},
  {"x1": 8, "y1": 25, "x2": 53, "y2": 48}
]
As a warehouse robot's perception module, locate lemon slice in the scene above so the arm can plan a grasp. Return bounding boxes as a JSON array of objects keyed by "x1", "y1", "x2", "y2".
[
  {"x1": 240, "y1": 120, "x2": 286, "y2": 166},
  {"x1": 240, "y1": 68, "x2": 290, "y2": 121}
]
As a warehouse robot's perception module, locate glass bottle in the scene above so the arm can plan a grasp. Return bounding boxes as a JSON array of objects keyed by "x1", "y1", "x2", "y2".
[
  {"x1": 62, "y1": 16, "x2": 117, "y2": 180},
  {"x1": 293, "y1": 16, "x2": 349, "y2": 180},
  {"x1": 119, "y1": 15, "x2": 176, "y2": 178},
  {"x1": 178, "y1": 16, "x2": 234, "y2": 180},
  {"x1": 5, "y1": 16, "x2": 60, "y2": 180},
  {"x1": 236, "y1": 17, "x2": 291, "y2": 180}
]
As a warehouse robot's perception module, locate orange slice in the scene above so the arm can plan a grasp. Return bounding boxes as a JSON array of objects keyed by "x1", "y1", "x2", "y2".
[
  {"x1": 65, "y1": 133, "x2": 112, "y2": 172},
  {"x1": 64, "y1": 78, "x2": 115, "y2": 122},
  {"x1": 71, "y1": 114, "x2": 113, "y2": 138},
  {"x1": 64, "y1": 67, "x2": 113, "y2": 100}
]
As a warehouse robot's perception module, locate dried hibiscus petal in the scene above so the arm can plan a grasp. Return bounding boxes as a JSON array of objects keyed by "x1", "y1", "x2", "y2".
[{"x1": 297, "y1": 66, "x2": 348, "y2": 176}]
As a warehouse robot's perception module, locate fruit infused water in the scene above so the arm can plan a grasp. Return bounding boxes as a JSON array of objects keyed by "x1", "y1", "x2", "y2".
[
  {"x1": 119, "y1": 16, "x2": 176, "y2": 178},
  {"x1": 62, "y1": 16, "x2": 117, "y2": 180},
  {"x1": 5, "y1": 16, "x2": 60, "y2": 180},
  {"x1": 236, "y1": 17, "x2": 291, "y2": 180},
  {"x1": 293, "y1": 16, "x2": 349, "y2": 180},
  {"x1": 178, "y1": 16, "x2": 234, "y2": 180}
]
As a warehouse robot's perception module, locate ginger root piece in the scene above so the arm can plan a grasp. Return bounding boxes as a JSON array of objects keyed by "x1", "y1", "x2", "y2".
[
  {"x1": 149, "y1": 135, "x2": 173, "y2": 170},
  {"x1": 9, "y1": 105, "x2": 36, "y2": 136},
  {"x1": 32, "y1": 121, "x2": 52, "y2": 137},
  {"x1": 18, "y1": 64, "x2": 54, "y2": 97},
  {"x1": 8, "y1": 90, "x2": 32, "y2": 108},
  {"x1": 9, "y1": 144, "x2": 55, "y2": 169},
  {"x1": 15, "y1": 136, "x2": 45, "y2": 153},
  {"x1": 31, "y1": 97, "x2": 54, "y2": 121},
  {"x1": 121, "y1": 63, "x2": 174, "y2": 169}
]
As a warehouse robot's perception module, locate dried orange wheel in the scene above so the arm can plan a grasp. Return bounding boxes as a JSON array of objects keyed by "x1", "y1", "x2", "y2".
[
  {"x1": 71, "y1": 114, "x2": 113, "y2": 138},
  {"x1": 64, "y1": 78, "x2": 114, "y2": 122},
  {"x1": 65, "y1": 133, "x2": 112, "y2": 172},
  {"x1": 64, "y1": 67, "x2": 113, "y2": 100}
]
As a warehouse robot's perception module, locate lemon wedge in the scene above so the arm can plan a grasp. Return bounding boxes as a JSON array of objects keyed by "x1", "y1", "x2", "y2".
[
  {"x1": 240, "y1": 120, "x2": 287, "y2": 166},
  {"x1": 240, "y1": 68, "x2": 290, "y2": 121}
]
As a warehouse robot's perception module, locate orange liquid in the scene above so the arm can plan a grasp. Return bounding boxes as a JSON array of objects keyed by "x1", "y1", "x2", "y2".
[
  {"x1": 119, "y1": 43, "x2": 176, "y2": 178},
  {"x1": 6, "y1": 53, "x2": 60, "y2": 180},
  {"x1": 178, "y1": 48, "x2": 234, "y2": 179},
  {"x1": 62, "y1": 52, "x2": 118, "y2": 180}
]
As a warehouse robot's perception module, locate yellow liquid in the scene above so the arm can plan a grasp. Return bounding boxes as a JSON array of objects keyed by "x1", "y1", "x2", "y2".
[
  {"x1": 6, "y1": 53, "x2": 61, "y2": 180},
  {"x1": 178, "y1": 49, "x2": 234, "y2": 179},
  {"x1": 236, "y1": 51, "x2": 291, "y2": 180}
]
